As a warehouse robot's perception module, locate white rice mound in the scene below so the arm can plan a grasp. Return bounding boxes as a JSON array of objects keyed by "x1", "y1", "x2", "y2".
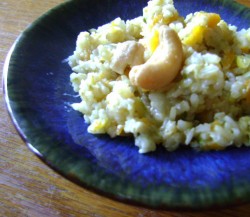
[{"x1": 68, "y1": 0, "x2": 250, "y2": 153}]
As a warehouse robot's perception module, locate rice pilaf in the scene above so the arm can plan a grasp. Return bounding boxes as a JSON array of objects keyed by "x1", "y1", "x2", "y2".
[{"x1": 68, "y1": 0, "x2": 250, "y2": 153}]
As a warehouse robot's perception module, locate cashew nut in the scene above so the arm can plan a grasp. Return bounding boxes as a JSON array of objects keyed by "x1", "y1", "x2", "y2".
[
  {"x1": 110, "y1": 41, "x2": 145, "y2": 75},
  {"x1": 129, "y1": 25, "x2": 184, "y2": 91}
]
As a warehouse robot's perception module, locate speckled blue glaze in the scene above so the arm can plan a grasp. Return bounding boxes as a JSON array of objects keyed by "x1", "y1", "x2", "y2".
[{"x1": 4, "y1": 0, "x2": 250, "y2": 209}]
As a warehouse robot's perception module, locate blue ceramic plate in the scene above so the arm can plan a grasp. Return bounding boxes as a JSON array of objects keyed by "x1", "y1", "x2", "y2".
[{"x1": 3, "y1": 0, "x2": 250, "y2": 209}]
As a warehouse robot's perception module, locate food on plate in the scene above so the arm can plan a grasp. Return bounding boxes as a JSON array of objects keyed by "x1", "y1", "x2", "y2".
[{"x1": 68, "y1": 0, "x2": 250, "y2": 153}]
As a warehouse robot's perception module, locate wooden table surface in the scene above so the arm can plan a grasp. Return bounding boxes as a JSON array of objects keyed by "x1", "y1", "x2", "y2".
[{"x1": 1, "y1": 0, "x2": 250, "y2": 216}]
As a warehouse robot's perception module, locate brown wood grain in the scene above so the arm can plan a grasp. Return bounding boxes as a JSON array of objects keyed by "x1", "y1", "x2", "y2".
[{"x1": 1, "y1": 0, "x2": 250, "y2": 216}]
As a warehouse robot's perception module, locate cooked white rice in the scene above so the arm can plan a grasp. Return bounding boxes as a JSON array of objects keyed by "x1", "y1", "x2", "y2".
[{"x1": 68, "y1": 0, "x2": 250, "y2": 153}]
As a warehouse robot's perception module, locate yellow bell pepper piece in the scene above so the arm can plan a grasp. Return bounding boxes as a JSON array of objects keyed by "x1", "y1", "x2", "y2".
[
  {"x1": 207, "y1": 13, "x2": 221, "y2": 28},
  {"x1": 149, "y1": 29, "x2": 159, "y2": 52},
  {"x1": 183, "y1": 25, "x2": 206, "y2": 46}
]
